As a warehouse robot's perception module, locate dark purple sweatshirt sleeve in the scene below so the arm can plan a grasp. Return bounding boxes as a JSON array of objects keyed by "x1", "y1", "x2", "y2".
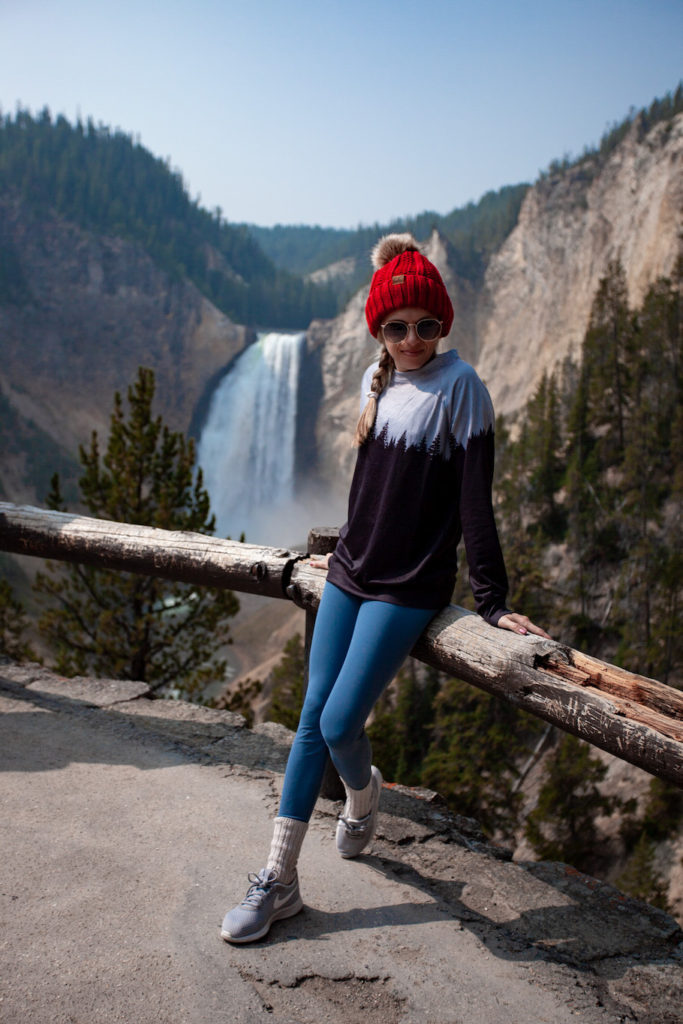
[{"x1": 459, "y1": 428, "x2": 510, "y2": 625}]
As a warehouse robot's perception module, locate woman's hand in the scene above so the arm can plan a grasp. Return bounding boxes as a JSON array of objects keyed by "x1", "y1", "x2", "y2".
[
  {"x1": 309, "y1": 551, "x2": 333, "y2": 570},
  {"x1": 497, "y1": 612, "x2": 551, "y2": 639}
]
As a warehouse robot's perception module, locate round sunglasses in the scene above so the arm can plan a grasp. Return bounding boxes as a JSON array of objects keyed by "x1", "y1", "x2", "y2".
[{"x1": 380, "y1": 318, "x2": 442, "y2": 344}]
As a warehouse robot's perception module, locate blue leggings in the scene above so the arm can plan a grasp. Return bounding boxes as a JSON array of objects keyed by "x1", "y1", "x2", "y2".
[{"x1": 278, "y1": 582, "x2": 437, "y2": 822}]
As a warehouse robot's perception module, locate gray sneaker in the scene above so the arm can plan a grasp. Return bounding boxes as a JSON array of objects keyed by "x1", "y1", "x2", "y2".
[
  {"x1": 221, "y1": 868, "x2": 303, "y2": 944},
  {"x1": 336, "y1": 765, "x2": 383, "y2": 859}
]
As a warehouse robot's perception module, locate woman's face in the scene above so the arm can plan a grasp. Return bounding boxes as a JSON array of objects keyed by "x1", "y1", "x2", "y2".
[{"x1": 380, "y1": 306, "x2": 442, "y2": 372}]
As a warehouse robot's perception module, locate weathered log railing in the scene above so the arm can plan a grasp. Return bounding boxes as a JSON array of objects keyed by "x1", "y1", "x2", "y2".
[{"x1": 1, "y1": 502, "x2": 681, "y2": 788}]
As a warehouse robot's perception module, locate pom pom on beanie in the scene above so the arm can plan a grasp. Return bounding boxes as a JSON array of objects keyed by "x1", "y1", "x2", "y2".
[
  {"x1": 365, "y1": 233, "x2": 454, "y2": 338},
  {"x1": 370, "y1": 233, "x2": 420, "y2": 270}
]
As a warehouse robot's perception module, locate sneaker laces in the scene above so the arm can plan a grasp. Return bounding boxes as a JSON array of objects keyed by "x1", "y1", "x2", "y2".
[
  {"x1": 338, "y1": 810, "x2": 371, "y2": 835},
  {"x1": 241, "y1": 870, "x2": 277, "y2": 907}
]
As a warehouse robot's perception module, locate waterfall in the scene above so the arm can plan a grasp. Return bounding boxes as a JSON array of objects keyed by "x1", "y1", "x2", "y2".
[{"x1": 197, "y1": 331, "x2": 305, "y2": 545}]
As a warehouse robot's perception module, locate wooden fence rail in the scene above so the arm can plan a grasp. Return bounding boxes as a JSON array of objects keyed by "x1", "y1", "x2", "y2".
[{"x1": 1, "y1": 502, "x2": 681, "y2": 787}]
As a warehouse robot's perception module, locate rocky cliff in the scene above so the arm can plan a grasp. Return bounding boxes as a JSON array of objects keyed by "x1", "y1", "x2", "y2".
[
  {"x1": 0, "y1": 195, "x2": 249, "y2": 504},
  {"x1": 476, "y1": 113, "x2": 683, "y2": 418},
  {"x1": 309, "y1": 113, "x2": 683, "y2": 494}
]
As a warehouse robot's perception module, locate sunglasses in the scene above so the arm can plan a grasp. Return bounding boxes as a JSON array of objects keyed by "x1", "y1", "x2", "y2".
[{"x1": 380, "y1": 318, "x2": 442, "y2": 344}]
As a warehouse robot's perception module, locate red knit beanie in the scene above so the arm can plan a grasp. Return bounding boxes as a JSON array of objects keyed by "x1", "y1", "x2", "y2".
[{"x1": 365, "y1": 233, "x2": 454, "y2": 338}]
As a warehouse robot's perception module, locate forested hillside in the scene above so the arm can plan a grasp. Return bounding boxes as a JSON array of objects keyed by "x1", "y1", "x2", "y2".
[
  {"x1": 0, "y1": 109, "x2": 336, "y2": 328},
  {"x1": 494, "y1": 261, "x2": 681, "y2": 685},
  {"x1": 247, "y1": 184, "x2": 529, "y2": 300}
]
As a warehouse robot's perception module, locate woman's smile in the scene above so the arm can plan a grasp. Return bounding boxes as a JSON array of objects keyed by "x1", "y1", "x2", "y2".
[{"x1": 381, "y1": 306, "x2": 441, "y2": 371}]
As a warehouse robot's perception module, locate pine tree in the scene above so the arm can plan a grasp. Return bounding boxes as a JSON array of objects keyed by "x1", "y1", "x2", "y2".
[
  {"x1": 0, "y1": 578, "x2": 36, "y2": 661},
  {"x1": 613, "y1": 270, "x2": 682, "y2": 680},
  {"x1": 583, "y1": 260, "x2": 635, "y2": 460},
  {"x1": 615, "y1": 833, "x2": 670, "y2": 911},
  {"x1": 420, "y1": 676, "x2": 541, "y2": 837},
  {"x1": 526, "y1": 373, "x2": 565, "y2": 540},
  {"x1": 564, "y1": 360, "x2": 600, "y2": 636},
  {"x1": 268, "y1": 633, "x2": 305, "y2": 731},
  {"x1": 524, "y1": 735, "x2": 618, "y2": 872},
  {"x1": 220, "y1": 677, "x2": 263, "y2": 728},
  {"x1": 33, "y1": 367, "x2": 238, "y2": 698},
  {"x1": 367, "y1": 661, "x2": 440, "y2": 785},
  {"x1": 493, "y1": 388, "x2": 561, "y2": 629},
  {"x1": 639, "y1": 776, "x2": 683, "y2": 843},
  {"x1": 562, "y1": 263, "x2": 635, "y2": 651}
]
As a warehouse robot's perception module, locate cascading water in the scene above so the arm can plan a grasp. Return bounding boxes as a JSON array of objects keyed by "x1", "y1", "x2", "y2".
[{"x1": 197, "y1": 331, "x2": 305, "y2": 545}]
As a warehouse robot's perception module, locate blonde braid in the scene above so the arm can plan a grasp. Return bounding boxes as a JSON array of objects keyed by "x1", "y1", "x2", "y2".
[{"x1": 353, "y1": 346, "x2": 394, "y2": 447}]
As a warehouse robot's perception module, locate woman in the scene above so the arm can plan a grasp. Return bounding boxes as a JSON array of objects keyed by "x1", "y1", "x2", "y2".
[{"x1": 221, "y1": 233, "x2": 549, "y2": 944}]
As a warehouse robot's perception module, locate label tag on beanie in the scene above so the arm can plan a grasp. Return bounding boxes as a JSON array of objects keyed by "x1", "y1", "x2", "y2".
[{"x1": 391, "y1": 274, "x2": 405, "y2": 284}]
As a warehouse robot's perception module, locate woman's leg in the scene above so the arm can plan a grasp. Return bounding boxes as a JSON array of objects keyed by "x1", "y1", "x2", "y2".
[
  {"x1": 222, "y1": 583, "x2": 363, "y2": 944},
  {"x1": 277, "y1": 582, "x2": 364, "y2": 822},
  {"x1": 319, "y1": 600, "x2": 437, "y2": 790},
  {"x1": 222, "y1": 592, "x2": 436, "y2": 942}
]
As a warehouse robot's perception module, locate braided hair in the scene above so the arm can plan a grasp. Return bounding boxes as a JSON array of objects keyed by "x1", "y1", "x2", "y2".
[
  {"x1": 353, "y1": 344, "x2": 394, "y2": 446},
  {"x1": 354, "y1": 232, "x2": 424, "y2": 447}
]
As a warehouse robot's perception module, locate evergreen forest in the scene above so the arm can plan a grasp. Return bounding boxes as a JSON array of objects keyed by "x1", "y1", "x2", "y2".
[
  {"x1": 30, "y1": 368, "x2": 240, "y2": 699},
  {"x1": 494, "y1": 259, "x2": 681, "y2": 685},
  {"x1": 246, "y1": 182, "x2": 529, "y2": 299},
  {"x1": 2, "y1": 86, "x2": 679, "y2": 326},
  {"x1": 0, "y1": 108, "x2": 337, "y2": 328},
  {"x1": 0, "y1": 107, "x2": 532, "y2": 323}
]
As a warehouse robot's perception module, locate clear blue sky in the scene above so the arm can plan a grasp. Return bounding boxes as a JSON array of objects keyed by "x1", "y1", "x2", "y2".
[{"x1": 1, "y1": 0, "x2": 681, "y2": 228}]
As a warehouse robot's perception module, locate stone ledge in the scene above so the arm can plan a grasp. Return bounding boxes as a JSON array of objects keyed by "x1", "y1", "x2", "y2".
[
  {"x1": 2, "y1": 660, "x2": 682, "y2": 989},
  {"x1": 1, "y1": 661, "x2": 151, "y2": 705}
]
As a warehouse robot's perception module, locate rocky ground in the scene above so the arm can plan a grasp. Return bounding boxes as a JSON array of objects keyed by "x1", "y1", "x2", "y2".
[{"x1": 1, "y1": 661, "x2": 681, "y2": 1024}]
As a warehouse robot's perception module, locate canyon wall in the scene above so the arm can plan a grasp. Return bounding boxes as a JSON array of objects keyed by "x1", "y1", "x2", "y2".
[
  {"x1": 0, "y1": 196, "x2": 249, "y2": 503},
  {"x1": 476, "y1": 113, "x2": 683, "y2": 418}
]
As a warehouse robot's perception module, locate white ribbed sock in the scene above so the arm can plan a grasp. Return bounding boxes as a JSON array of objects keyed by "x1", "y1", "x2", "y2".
[
  {"x1": 343, "y1": 770, "x2": 376, "y2": 820},
  {"x1": 266, "y1": 816, "x2": 308, "y2": 884}
]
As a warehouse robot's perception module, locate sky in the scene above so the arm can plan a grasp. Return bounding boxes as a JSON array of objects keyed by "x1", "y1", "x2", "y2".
[{"x1": 1, "y1": 0, "x2": 681, "y2": 229}]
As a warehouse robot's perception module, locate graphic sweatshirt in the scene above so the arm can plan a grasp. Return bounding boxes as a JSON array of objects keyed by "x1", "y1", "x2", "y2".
[{"x1": 327, "y1": 349, "x2": 510, "y2": 624}]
